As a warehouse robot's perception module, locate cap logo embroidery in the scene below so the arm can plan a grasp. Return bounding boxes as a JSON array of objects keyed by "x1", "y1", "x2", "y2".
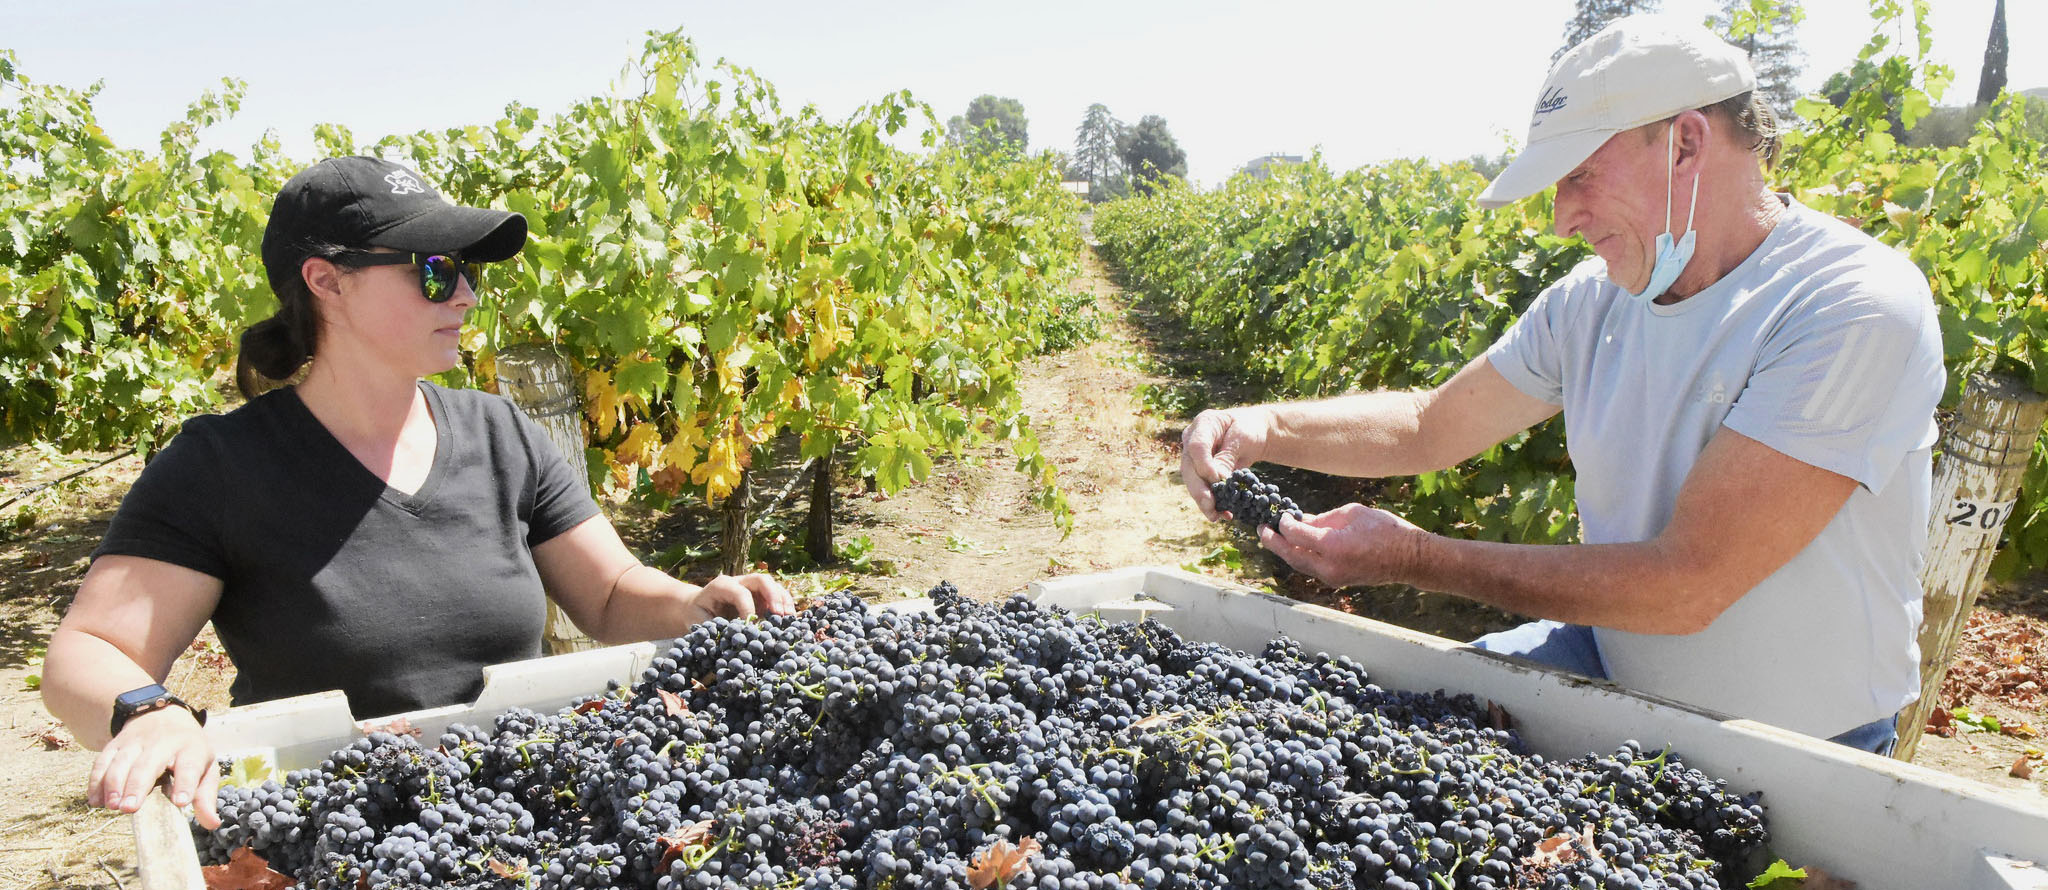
[
  {"x1": 1534, "y1": 87, "x2": 1569, "y2": 117},
  {"x1": 384, "y1": 170, "x2": 427, "y2": 195}
]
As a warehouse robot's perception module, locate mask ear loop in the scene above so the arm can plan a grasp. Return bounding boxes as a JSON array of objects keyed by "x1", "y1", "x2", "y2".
[
  {"x1": 1667, "y1": 121, "x2": 1700, "y2": 238},
  {"x1": 1665, "y1": 123, "x2": 1677, "y2": 236}
]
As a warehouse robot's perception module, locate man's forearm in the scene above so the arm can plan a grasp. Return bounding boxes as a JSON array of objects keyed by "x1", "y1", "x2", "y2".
[
  {"x1": 1398, "y1": 533, "x2": 1730, "y2": 635},
  {"x1": 1252, "y1": 390, "x2": 1447, "y2": 477}
]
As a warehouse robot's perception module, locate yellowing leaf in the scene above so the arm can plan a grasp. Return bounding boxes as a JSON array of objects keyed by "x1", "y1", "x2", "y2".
[
  {"x1": 651, "y1": 419, "x2": 710, "y2": 496},
  {"x1": 223, "y1": 754, "x2": 276, "y2": 789},
  {"x1": 810, "y1": 289, "x2": 844, "y2": 364},
  {"x1": 691, "y1": 434, "x2": 746, "y2": 501},
  {"x1": 658, "y1": 430, "x2": 702, "y2": 474},
  {"x1": 714, "y1": 348, "x2": 745, "y2": 398},
  {"x1": 618, "y1": 422, "x2": 661, "y2": 468},
  {"x1": 472, "y1": 347, "x2": 497, "y2": 393},
  {"x1": 585, "y1": 370, "x2": 623, "y2": 440}
]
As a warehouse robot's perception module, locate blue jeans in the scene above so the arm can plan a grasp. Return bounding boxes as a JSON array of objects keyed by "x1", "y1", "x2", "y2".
[{"x1": 1471, "y1": 620, "x2": 1899, "y2": 755}]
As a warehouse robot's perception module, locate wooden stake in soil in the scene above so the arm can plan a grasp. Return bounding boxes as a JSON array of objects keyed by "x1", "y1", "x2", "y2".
[
  {"x1": 1895, "y1": 372, "x2": 2048, "y2": 760},
  {"x1": 131, "y1": 791, "x2": 202, "y2": 890},
  {"x1": 494, "y1": 344, "x2": 601, "y2": 655}
]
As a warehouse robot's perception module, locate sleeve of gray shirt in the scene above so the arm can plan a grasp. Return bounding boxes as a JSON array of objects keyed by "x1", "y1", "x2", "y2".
[
  {"x1": 1484, "y1": 260, "x2": 1602, "y2": 406},
  {"x1": 1719, "y1": 250, "x2": 1945, "y2": 495}
]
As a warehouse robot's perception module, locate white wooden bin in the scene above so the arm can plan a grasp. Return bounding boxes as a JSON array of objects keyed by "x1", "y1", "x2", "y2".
[{"x1": 136, "y1": 568, "x2": 2048, "y2": 890}]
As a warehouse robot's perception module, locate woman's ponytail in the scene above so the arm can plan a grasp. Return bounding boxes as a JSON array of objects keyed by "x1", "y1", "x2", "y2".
[{"x1": 236, "y1": 242, "x2": 337, "y2": 398}]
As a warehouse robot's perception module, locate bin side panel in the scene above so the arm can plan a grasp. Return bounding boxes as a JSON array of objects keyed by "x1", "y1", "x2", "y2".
[{"x1": 1040, "y1": 568, "x2": 2048, "y2": 890}]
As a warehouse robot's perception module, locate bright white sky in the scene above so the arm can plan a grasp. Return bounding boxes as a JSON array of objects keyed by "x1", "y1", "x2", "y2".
[{"x1": 2, "y1": 1, "x2": 2037, "y2": 188}]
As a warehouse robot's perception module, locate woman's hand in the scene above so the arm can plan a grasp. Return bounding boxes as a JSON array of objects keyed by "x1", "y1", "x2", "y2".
[
  {"x1": 87, "y1": 706, "x2": 220, "y2": 830},
  {"x1": 1180, "y1": 407, "x2": 1273, "y2": 519},
  {"x1": 679, "y1": 573, "x2": 795, "y2": 624}
]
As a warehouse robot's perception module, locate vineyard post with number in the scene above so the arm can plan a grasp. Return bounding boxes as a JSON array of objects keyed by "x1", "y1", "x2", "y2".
[
  {"x1": 494, "y1": 344, "x2": 602, "y2": 655},
  {"x1": 1895, "y1": 372, "x2": 2048, "y2": 759}
]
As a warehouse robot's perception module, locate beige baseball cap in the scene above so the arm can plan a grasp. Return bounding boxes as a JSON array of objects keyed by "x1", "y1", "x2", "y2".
[{"x1": 1477, "y1": 15, "x2": 1757, "y2": 210}]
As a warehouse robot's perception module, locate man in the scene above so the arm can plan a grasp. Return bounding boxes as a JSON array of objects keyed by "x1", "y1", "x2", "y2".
[{"x1": 1179, "y1": 16, "x2": 1944, "y2": 754}]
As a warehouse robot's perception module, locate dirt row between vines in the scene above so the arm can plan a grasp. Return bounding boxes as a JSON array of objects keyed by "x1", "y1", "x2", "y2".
[{"x1": 0, "y1": 246, "x2": 2041, "y2": 887}]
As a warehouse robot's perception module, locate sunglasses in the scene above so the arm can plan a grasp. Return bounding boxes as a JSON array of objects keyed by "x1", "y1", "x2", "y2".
[{"x1": 335, "y1": 252, "x2": 481, "y2": 303}]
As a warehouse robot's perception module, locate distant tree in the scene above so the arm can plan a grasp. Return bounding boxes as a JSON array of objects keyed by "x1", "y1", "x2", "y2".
[
  {"x1": 1708, "y1": 0, "x2": 1806, "y2": 121},
  {"x1": 1977, "y1": 0, "x2": 2008, "y2": 106},
  {"x1": 1072, "y1": 103, "x2": 1126, "y2": 203},
  {"x1": 1905, "y1": 93, "x2": 2048, "y2": 149},
  {"x1": 1554, "y1": 0, "x2": 1662, "y2": 63},
  {"x1": 946, "y1": 95, "x2": 1029, "y2": 156},
  {"x1": 1822, "y1": 59, "x2": 1906, "y2": 142},
  {"x1": 1116, "y1": 115, "x2": 1187, "y2": 196},
  {"x1": 1462, "y1": 150, "x2": 1513, "y2": 180}
]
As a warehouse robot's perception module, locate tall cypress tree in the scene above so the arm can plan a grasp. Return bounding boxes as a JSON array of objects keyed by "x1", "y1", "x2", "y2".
[
  {"x1": 1976, "y1": 0, "x2": 2008, "y2": 106},
  {"x1": 1072, "y1": 104, "x2": 1125, "y2": 203},
  {"x1": 1554, "y1": 0, "x2": 1664, "y2": 63}
]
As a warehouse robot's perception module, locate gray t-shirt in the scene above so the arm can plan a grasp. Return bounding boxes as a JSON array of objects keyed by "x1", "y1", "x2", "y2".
[
  {"x1": 95, "y1": 382, "x2": 602, "y2": 719},
  {"x1": 1485, "y1": 196, "x2": 1944, "y2": 737}
]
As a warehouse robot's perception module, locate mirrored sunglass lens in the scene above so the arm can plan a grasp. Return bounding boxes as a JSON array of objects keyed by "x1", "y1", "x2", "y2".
[{"x1": 420, "y1": 255, "x2": 465, "y2": 302}]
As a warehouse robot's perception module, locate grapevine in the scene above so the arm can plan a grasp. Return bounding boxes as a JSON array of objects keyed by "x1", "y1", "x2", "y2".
[{"x1": 0, "y1": 31, "x2": 1084, "y2": 535}]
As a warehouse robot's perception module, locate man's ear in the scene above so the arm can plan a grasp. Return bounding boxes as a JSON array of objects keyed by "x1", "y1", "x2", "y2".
[{"x1": 1673, "y1": 109, "x2": 1713, "y2": 172}]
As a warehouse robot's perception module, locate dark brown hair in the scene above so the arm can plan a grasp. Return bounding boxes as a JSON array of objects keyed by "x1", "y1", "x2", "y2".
[{"x1": 234, "y1": 239, "x2": 347, "y2": 398}]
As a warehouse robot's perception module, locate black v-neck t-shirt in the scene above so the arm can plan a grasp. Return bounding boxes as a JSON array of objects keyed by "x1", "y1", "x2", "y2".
[{"x1": 94, "y1": 383, "x2": 602, "y2": 718}]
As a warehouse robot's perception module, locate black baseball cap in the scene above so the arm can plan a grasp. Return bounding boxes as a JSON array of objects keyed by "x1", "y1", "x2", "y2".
[{"x1": 259, "y1": 156, "x2": 528, "y2": 296}]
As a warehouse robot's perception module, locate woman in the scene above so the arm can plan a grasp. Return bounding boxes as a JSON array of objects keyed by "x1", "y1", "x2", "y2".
[{"x1": 40, "y1": 157, "x2": 791, "y2": 829}]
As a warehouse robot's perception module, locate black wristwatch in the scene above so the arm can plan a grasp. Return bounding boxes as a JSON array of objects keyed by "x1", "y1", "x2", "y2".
[{"x1": 109, "y1": 684, "x2": 206, "y2": 738}]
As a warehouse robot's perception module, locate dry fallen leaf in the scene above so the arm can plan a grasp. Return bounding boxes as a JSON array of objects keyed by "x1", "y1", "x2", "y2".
[
  {"x1": 574, "y1": 699, "x2": 608, "y2": 715},
  {"x1": 657, "y1": 688, "x2": 689, "y2": 716},
  {"x1": 23, "y1": 724, "x2": 70, "y2": 750},
  {"x1": 967, "y1": 837, "x2": 1041, "y2": 889},
  {"x1": 1487, "y1": 701, "x2": 1514, "y2": 732},
  {"x1": 1522, "y1": 824, "x2": 1602, "y2": 870},
  {"x1": 486, "y1": 859, "x2": 526, "y2": 880},
  {"x1": 1927, "y1": 708, "x2": 1957, "y2": 738},
  {"x1": 202, "y1": 846, "x2": 297, "y2": 890},
  {"x1": 1800, "y1": 865, "x2": 1859, "y2": 889},
  {"x1": 2012, "y1": 754, "x2": 2035, "y2": 780},
  {"x1": 358, "y1": 717, "x2": 422, "y2": 738},
  {"x1": 657, "y1": 819, "x2": 719, "y2": 871},
  {"x1": 1133, "y1": 712, "x2": 1188, "y2": 730}
]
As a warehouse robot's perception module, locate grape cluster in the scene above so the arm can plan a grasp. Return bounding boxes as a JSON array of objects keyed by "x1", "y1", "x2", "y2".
[
  {"x1": 199, "y1": 582, "x2": 1768, "y2": 889},
  {"x1": 1210, "y1": 468, "x2": 1304, "y2": 534}
]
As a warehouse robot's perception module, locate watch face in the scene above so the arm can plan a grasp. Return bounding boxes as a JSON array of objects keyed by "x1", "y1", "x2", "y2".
[{"x1": 116, "y1": 684, "x2": 170, "y2": 709}]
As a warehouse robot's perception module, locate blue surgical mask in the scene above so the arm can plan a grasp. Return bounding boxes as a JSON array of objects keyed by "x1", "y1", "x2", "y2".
[{"x1": 1622, "y1": 123, "x2": 1700, "y2": 302}]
